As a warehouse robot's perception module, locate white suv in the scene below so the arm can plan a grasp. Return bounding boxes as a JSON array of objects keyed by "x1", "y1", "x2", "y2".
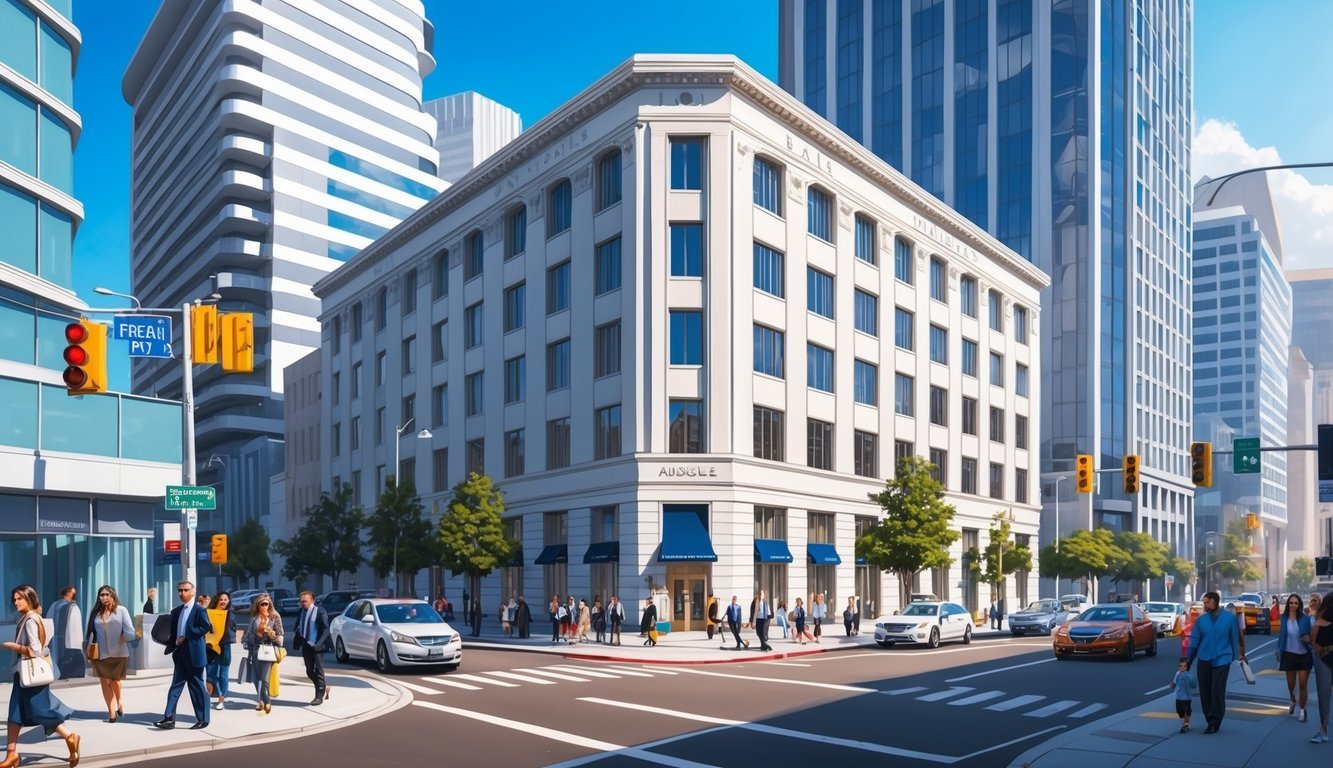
[{"x1": 875, "y1": 601, "x2": 974, "y2": 649}]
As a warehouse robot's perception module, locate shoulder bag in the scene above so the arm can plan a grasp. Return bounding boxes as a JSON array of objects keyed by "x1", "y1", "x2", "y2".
[
  {"x1": 85, "y1": 611, "x2": 100, "y2": 661},
  {"x1": 17, "y1": 616, "x2": 55, "y2": 688},
  {"x1": 256, "y1": 643, "x2": 278, "y2": 662}
]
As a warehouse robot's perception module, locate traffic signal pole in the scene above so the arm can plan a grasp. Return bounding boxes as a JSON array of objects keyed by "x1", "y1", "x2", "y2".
[{"x1": 180, "y1": 301, "x2": 197, "y2": 588}]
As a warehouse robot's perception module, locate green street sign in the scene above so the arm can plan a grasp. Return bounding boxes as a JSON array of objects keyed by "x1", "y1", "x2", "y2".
[
  {"x1": 1234, "y1": 438, "x2": 1261, "y2": 474},
  {"x1": 166, "y1": 485, "x2": 216, "y2": 510}
]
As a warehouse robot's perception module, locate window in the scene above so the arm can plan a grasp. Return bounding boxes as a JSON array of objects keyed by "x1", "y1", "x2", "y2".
[
  {"x1": 548, "y1": 179, "x2": 572, "y2": 236},
  {"x1": 466, "y1": 438, "x2": 485, "y2": 476},
  {"x1": 546, "y1": 261, "x2": 570, "y2": 314},
  {"x1": 669, "y1": 400, "x2": 703, "y2": 453},
  {"x1": 504, "y1": 429, "x2": 525, "y2": 477},
  {"x1": 1013, "y1": 304, "x2": 1028, "y2": 344},
  {"x1": 432, "y1": 250, "x2": 449, "y2": 299},
  {"x1": 670, "y1": 311, "x2": 703, "y2": 365},
  {"x1": 505, "y1": 206, "x2": 526, "y2": 260},
  {"x1": 930, "y1": 257, "x2": 946, "y2": 301},
  {"x1": 431, "y1": 384, "x2": 447, "y2": 427},
  {"x1": 431, "y1": 320, "x2": 447, "y2": 362},
  {"x1": 670, "y1": 223, "x2": 703, "y2": 277},
  {"x1": 959, "y1": 275, "x2": 977, "y2": 317},
  {"x1": 375, "y1": 407, "x2": 385, "y2": 444},
  {"x1": 594, "y1": 321, "x2": 621, "y2": 378},
  {"x1": 546, "y1": 338, "x2": 571, "y2": 391},
  {"x1": 432, "y1": 448, "x2": 448, "y2": 493},
  {"x1": 402, "y1": 269, "x2": 417, "y2": 315},
  {"x1": 504, "y1": 356, "x2": 525, "y2": 404},
  {"x1": 929, "y1": 386, "x2": 947, "y2": 426},
  {"x1": 503, "y1": 283, "x2": 525, "y2": 332},
  {"x1": 990, "y1": 352, "x2": 1004, "y2": 386},
  {"x1": 854, "y1": 430, "x2": 878, "y2": 477},
  {"x1": 546, "y1": 417, "x2": 571, "y2": 469},
  {"x1": 961, "y1": 457, "x2": 978, "y2": 494},
  {"x1": 464, "y1": 302, "x2": 482, "y2": 348},
  {"x1": 1015, "y1": 414, "x2": 1028, "y2": 450},
  {"x1": 1015, "y1": 468, "x2": 1028, "y2": 504},
  {"x1": 807, "y1": 343, "x2": 834, "y2": 392},
  {"x1": 894, "y1": 237, "x2": 913, "y2": 283},
  {"x1": 594, "y1": 236, "x2": 621, "y2": 295},
  {"x1": 962, "y1": 396, "x2": 977, "y2": 436},
  {"x1": 351, "y1": 302, "x2": 363, "y2": 342},
  {"x1": 753, "y1": 242, "x2": 784, "y2": 297},
  {"x1": 989, "y1": 462, "x2": 1004, "y2": 500},
  {"x1": 894, "y1": 440, "x2": 914, "y2": 472},
  {"x1": 961, "y1": 338, "x2": 978, "y2": 377},
  {"x1": 330, "y1": 372, "x2": 340, "y2": 405},
  {"x1": 401, "y1": 394, "x2": 416, "y2": 429},
  {"x1": 989, "y1": 407, "x2": 1005, "y2": 444},
  {"x1": 753, "y1": 156, "x2": 782, "y2": 215},
  {"x1": 753, "y1": 406, "x2": 785, "y2": 461},
  {"x1": 807, "y1": 187, "x2": 832, "y2": 241},
  {"x1": 753, "y1": 324, "x2": 785, "y2": 378},
  {"x1": 670, "y1": 137, "x2": 704, "y2": 190},
  {"x1": 929, "y1": 324, "x2": 947, "y2": 363},
  {"x1": 350, "y1": 416, "x2": 361, "y2": 450},
  {"x1": 596, "y1": 150, "x2": 621, "y2": 211},
  {"x1": 331, "y1": 315, "x2": 341, "y2": 354},
  {"x1": 807, "y1": 418, "x2": 833, "y2": 470},
  {"x1": 929, "y1": 448, "x2": 947, "y2": 486},
  {"x1": 375, "y1": 287, "x2": 387, "y2": 331},
  {"x1": 1016, "y1": 363, "x2": 1029, "y2": 397},
  {"x1": 594, "y1": 405, "x2": 622, "y2": 460},
  {"x1": 894, "y1": 373, "x2": 914, "y2": 416},
  {"x1": 988, "y1": 289, "x2": 1003, "y2": 330},
  {"x1": 854, "y1": 214, "x2": 876, "y2": 263},
  {"x1": 853, "y1": 360, "x2": 877, "y2": 405},
  {"x1": 465, "y1": 372, "x2": 483, "y2": 416},
  {"x1": 464, "y1": 230, "x2": 483, "y2": 281},
  {"x1": 375, "y1": 351, "x2": 386, "y2": 386},
  {"x1": 807, "y1": 268, "x2": 833, "y2": 318},
  {"x1": 331, "y1": 422, "x2": 341, "y2": 457},
  {"x1": 401, "y1": 336, "x2": 415, "y2": 375},
  {"x1": 854, "y1": 289, "x2": 878, "y2": 336},
  {"x1": 351, "y1": 362, "x2": 362, "y2": 398},
  {"x1": 894, "y1": 307, "x2": 914, "y2": 350}
]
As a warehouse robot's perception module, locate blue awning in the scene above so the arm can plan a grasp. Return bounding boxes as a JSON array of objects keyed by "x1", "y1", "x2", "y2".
[
  {"x1": 807, "y1": 543, "x2": 842, "y2": 565},
  {"x1": 659, "y1": 509, "x2": 717, "y2": 562},
  {"x1": 754, "y1": 539, "x2": 794, "y2": 563},
  {"x1": 855, "y1": 555, "x2": 868, "y2": 565},
  {"x1": 534, "y1": 544, "x2": 568, "y2": 565},
  {"x1": 583, "y1": 541, "x2": 620, "y2": 564}
]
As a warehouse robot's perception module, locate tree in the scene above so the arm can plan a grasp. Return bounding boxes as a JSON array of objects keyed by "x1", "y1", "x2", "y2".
[
  {"x1": 1286, "y1": 557, "x2": 1316, "y2": 593},
  {"x1": 365, "y1": 477, "x2": 436, "y2": 597},
  {"x1": 1038, "y1": 543, "x2": 1079, "y2": 582},
  {"x1": 1211, "y1": 519, "x2": 1263, "y2": 588},
  {"x1": 221, "y1": 517, "x2": 271, "y2": 588},
  {"x1": 857, "y1": 455, "x2": 959, "y2": 608},
  {"x1": 272, "y1": 483, "x2": 365, "y2": 589},
  {"x1": 1166, "y1": 555, "x2": 1196, "y2": 599},
  {"x1": 1114, "y1": 531, "x2": 1170, "y2": 594},
  {"x1": 967, "y1": 512, "x2": 1032, "y2": 607},
  {"x1": 437, "y1": 473, "x2": 516, "y2": 637},
  {"x1": 1056, "y1": 528, "x2": 1128, "y2": 597}
]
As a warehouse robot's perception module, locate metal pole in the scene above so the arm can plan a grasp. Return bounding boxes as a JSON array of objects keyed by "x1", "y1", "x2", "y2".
[{"x1": 181, "y1": 301, "x2": 197, "y2": 588}]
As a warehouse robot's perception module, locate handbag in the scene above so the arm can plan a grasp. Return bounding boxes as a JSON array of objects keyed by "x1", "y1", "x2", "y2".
[
  {"x1": 17, "y1": 617, "x2": 54, "y2": 688},
  {"x1": 86, "y1": 642, "x2": 99, "y2": 662},
  {"x1": 256, "y1": 643, "x2": 278, "y2": 663},
  {"x1": 1239, "y1": 659, "x2": 1256, "y2": 685}
]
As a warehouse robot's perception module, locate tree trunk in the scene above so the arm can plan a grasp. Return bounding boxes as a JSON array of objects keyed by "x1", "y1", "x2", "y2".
[
  {"x1": 897, "y1": 571, "x2": 912, "y2": 610},
  {"x1": 470, "y1": 573, "x2": 482, "y2": 637}
]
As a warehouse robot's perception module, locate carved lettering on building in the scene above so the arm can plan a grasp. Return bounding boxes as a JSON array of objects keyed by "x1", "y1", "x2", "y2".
[
  {"x1": 784, "y1": 134, "x2": 834, "y2": 174},
  {"x1": 911, "y1": 215, "x2": 981, "y2": 263},
  {"x1": 494, "y1": 129, "x2": 591, "y2": 198},
  {"x1": 657, "y1": 465, "x2": 719, "y2": 478}
]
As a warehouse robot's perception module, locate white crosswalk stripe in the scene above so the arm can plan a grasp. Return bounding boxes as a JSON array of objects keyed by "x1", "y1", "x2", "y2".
[
  {"x1": 948, "y1": 690, "x2": 1007, "y2": 707},
  {"x1": 1069, "y1": 703, "x2": 1108, "y2": 718},
  {"x1": 881, "y1": 686, "x2": 929, "y2": 696},
  {"x1": 916, "y1": 686, "x2": 974, "y2": 702},
  {"x1": 423, "y1": 677, "x2": 482, "y2": 690},
  {"x1": 394, "y1": 679, "x2": 446, "y2": 695},
  {"x1": 1023, "y1": 700, "x2": 1080, "y2": 718},
  {"x1": 450, "y1": 673, "x2": 520, "y2": 688},
  {"x1": 486, "y1": 670, "x2": 558, "y2": 685},
  {"x1": 985, "y1": 694, "x2": 1045, "y2": 711},
  {"x1": 543, "y1": 665, "x2": 624, "y2": 679},
  {"x1": 523, "y1": 669, "x2": 591, "y2": 682}
]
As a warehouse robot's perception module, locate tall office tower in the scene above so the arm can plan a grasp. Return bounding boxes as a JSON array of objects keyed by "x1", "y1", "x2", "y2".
[
  {"x1": 1, "y1": 0, "x2": 180, "y2": 599},
  {"x1": 425, "y1": 91, "x2": 522, "y2": 184},
  {"x1": 122, "y1": 0, "x2": 446, "y2": 532},
  {"x1": 1288, "y1": 268, "x2": 1333, "y2": 556},
  {"x1": 780, "y1": 1, "x2": 1195, "y2": 568},
  {"x1": 1191, "y1": 199, "x2": 1291, "y2": 586}
]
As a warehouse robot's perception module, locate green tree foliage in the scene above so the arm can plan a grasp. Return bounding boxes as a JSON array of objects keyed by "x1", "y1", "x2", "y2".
[
  {"x1": 1114, "y1": 531, "x2": 1170, "y2": 585},
  {"x1": 222, "y1": 517, "x2": 271, "y2": 588},
  {"x1": 1212, "y1": 519, "x2": 1263, "y2": 586},
  {"x1": 437, "y1": 473, "x2": 516, "y2": 637},
  {"x1": 1038, "y1": 543, "x2": 1077, "y2": 581},
  {"x1": 1286, "y1": 557, "x2": 1316, "y2": 593},
  {"x1": 272, "y1": 483, "x2": 365, "y2": 589},
  {"x1": 966, "y1": 512, "x2": 1032, "y2": 605},
  {"x1": 857, "y1": 455, "x2": 959, "y2": 608},
  {"x1": 1167, "y1": 555, "x2": 1196, "y2": 590},
  {"x1": 365, "y1": 477, "x2": 436, "y2": 597},
  {"x1": 1055, "y1": 528, "x2": 1129, "y2": 588}
]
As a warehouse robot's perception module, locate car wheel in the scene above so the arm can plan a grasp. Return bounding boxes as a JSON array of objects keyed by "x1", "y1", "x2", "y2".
[
  {"x1": 963, "y1": 626, "x2": 972, "y2": 645},
  {"x1": 1123, "y1": 637, "x2": 1135, "y2": 661},
  {"x1": 876, "y1": 641, "x2": 895, "y2": 648},
  {"x1": 334, "y1": 636, "x2": 349, "y2": 663},
  {"x1": 927, "y1": 628, "x2": 940, "y2": 649},
  {"x1": 1054, "y1": 650, "x2": 1069, "y2": 660},
  {"x1": 1145, "y1": 634, "x2": 1158, "y2": 657},
  {"x1": 375, "y1": 641, "x2": 394, "y2": 673}
]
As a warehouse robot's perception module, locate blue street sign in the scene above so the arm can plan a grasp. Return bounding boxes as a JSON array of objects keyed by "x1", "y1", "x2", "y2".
[{"x1": 113, "y1": 315, "x2": 173, "y2": 358}]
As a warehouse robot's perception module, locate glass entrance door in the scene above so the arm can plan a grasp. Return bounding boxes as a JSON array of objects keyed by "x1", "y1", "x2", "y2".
[{"x1": 667, "y1": 566, "x2": 707, "y2": 631}]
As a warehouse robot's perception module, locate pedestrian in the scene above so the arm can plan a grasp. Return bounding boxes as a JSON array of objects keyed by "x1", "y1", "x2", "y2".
[
  {"x1": 1185, "y1": 590, "x2": 1244, "y2": 734},
  {"x1": 1309, "y1": 592, "x2": 1333, "y2": 743},
  {"x1": 498, "y1": 599, "x2": 511, "y2": 636},
  {"x1": 1277, "y1": 593, "x2": 1313, "y2": 722},
  {"x1": 852, "y1": 595, "x2": 862, "y2": 634},
  {"x1": 607, "y1": 596, "x2": 624, "y2": 645},
  {"x1": 1271, "y1": 595, "x2": 1281, "y2": 627},
  {"x1": 591, "y1": 600, "x2": 606, "y2": 644},
  {"x1": 86, "y1": 585, "x2": 138, "y2": 722},
  {"x1": 565, "y1": 596, "x2": 578, "y2": 643},
  {"x1": 749, "y1": 591, "x2": 773, "y2": 652},
  {"x1": 1170, "y1": 657, "x2": 1198, "y2": 733},
  {"x1": 142, "y1": 587, "x2": 157, "y2": 615},
  {"x1": 50, "y1": 587, "x2": 85, "y2": 681},
  {"x1": 242, "y1": 592, "x2": 283, "y2": 715},
  {"x1": 989, "y1": 601, "x2": 1000, "y2": 630},
  {"x1": 205, "y1": 592, "x2": 235, "y2": 711},
  {"x1": 843, "y1": 597, "x2": 855, "y2": 636},
  {"x1": 577, "y1": 599, "x2": 591, "y2": 643},
  {"x1": 811, "y1": 593, "x2": 825, "y2": 641},
  {"x1": 154, "y1": 580, "x2": 212, "y2": 730},
  {"x1": 292, "y1": 591, "x2": 329, "y2": 706},
  {"x1": 774, "y1": 599, "x2": 789, "y2": 639},
  {"x1": 792, "y1": 597, "x2": 814, "y2": 644},
  {"x1": 640, "y1": 598, "x2": 658, "y2": 646},
  {"x1": 462, "y1": 588, "x2": 471, "y2": 628},
  {"x1": 549, "y1": 596, "x2": 562, "y2": 644},
  {"x1": 506, "y1": 596, "x2": 518, "y2": 636},
  {"x1": 2, "y1": 585, "x2": 80, "y2": 768},
  {"x1": 705, "y1": 594, "x2": 719, "y2": 641},
  {"x1": 515, "y1": 596, "x2": 531, "y2": 638},
  {"x1": 725, "y1": 595, "x2": 747, "y2": 649}
]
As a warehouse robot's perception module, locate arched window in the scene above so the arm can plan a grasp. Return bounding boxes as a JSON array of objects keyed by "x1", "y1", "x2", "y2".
[
  {"x1": 596, "y1": 151, "x2": 622, "y2": 211},
  {"x1": 753, "y1": 156, "x2": 782, "y2": 215},
  {"x1": 547, "y1": 179, "x2": 572, "y2": 236}
]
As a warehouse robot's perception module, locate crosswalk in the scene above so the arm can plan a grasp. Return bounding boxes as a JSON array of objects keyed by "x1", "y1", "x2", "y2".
[
  {"x1": 881, "y1": 684, "x2": 1108, "y2": 719},
  {"x1": 405, "y1": 663, "x2": 679, "y2": 695}
]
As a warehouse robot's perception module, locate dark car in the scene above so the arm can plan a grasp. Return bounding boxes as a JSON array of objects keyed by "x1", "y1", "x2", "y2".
[{"x1": 317, "y1": 590, "x2": 361, "y2": 618}]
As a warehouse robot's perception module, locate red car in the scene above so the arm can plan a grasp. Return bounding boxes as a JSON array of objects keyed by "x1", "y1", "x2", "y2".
[{"x1": 1053, "y1": 602, "x2": 1159, "y2": 660}]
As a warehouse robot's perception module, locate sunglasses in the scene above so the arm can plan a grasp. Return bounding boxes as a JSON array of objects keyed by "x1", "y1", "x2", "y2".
[
  {"x1": 98, "y1": 593, "x2": 111, "y2": 598},
  {"x1": 258, "y1": 602, "x2": 271, "y2": 607},
  {"x1": 178, "y1": 588, "x2": 191, "y2": 592}
]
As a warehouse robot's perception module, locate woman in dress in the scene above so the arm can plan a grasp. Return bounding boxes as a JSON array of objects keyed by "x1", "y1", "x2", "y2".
[
  {"x1": 1, "y1": 585, "x2": 80, "y2": 768},
  {"x1": 1277, "y1": 593, "x2": 1314, "y2": 722},
  {"x1": 792, "y1": 597, "x2": 814, "y2": 644},
  {"x1": 548, "y1": 596, "x2": 561, "y2": 644},
  {"x1": 577, "y1": 599, "x2": 591, "y2": 643},
  {"x1": 242, "y1": 593, "x2": 283, "y2": 714},
  {"x1": 774, "y1": 599, "x2": 789, "y2": 639},
  {"x1": 85, "y1": 585, "x2": 138, "y2": 722},
  {"x1": 206, "y1": 592, "x2": 237, "y2": 711},
  {"x1": 498, "y1": 599, "x2": 511, "y2": 636},
  {"x1": 810, "y1": 593, "x2": 826, "y2": 642}
]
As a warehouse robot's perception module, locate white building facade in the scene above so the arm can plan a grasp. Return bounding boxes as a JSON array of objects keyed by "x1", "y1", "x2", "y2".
[
  {"x1": 314, "y1": 56, "x2": 1048, "y2": 627},
  {"x1": 425, "y1": 91, "x2": 522, "y2": 185}
]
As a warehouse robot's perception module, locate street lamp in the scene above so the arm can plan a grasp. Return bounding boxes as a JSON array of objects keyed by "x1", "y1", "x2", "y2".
[
  {"x1": 1201, "y1": 531, "x2": 1223, "y2": 594},
  {"x1": 93, "y1": 286, "x2": 142, "y2": 310},
  {"x1": 391, "y1": 420, "x2": 432, "y2": 596}
]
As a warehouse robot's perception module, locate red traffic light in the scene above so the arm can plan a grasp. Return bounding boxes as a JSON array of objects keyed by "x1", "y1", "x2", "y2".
[{"x1": 64, "y1": 322, "x2": 88, "y2": 344}]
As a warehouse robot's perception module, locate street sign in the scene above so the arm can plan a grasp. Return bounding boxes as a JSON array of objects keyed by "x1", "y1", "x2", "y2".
[
  {"x1": 1234, "y1": 437, "x2": 1261, "y2": 474},
  {"x1": 113, "y1": 315, "x2": 173, "y2": 358},
  {"x1": 165, "y1": 485, "x2": 216, "y2": 510},
  {"x1": 186, "y1": 510, "x2": 198, "y2": 531}
]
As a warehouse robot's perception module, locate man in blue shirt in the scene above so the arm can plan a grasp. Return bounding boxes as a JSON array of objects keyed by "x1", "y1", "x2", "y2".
[{"x1": 1186, "y1": 591, "x2": 1246, "y2": 734}]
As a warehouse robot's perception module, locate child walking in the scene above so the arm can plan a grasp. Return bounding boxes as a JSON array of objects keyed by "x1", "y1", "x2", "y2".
[{"x1": 1172, "y1": 658, "x2": 1198, "y2": 732}]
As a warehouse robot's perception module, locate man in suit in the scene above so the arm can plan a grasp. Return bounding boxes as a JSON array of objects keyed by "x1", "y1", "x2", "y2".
[
  {"x1": 607, "y1": 596, "x2": 624, "y2": 645},
  {"x1": 156, "y1": 580, "x2": 212, "y2": 729},
  {"x1": 749, "y1": 590, "x2": 773, "y2": 652},
  {"x1": 293, "y1": 591, "x2": 331, "y2": 705},
  {"x1": 725, "y1": 595, "x2": 747, "y2": 649}
]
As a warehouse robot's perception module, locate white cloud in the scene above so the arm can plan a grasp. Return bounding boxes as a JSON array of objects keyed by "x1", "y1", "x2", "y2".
[{"x1": 1192, "y1": 119, "x2": 1333, "y2": 270}]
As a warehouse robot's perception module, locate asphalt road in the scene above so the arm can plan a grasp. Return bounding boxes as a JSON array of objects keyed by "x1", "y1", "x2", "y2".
[{"x1": 127, "y1": 633, "x2": 1190, "y2": 767}]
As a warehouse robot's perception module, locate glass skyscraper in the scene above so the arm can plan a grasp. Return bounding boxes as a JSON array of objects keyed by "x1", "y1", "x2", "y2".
[{"x1": 781, "y1": 0, "x2": 1195, "y2": 568}]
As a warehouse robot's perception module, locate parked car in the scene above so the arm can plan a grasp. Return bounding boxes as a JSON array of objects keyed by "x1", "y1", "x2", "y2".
[
  {"x1": 228, "y1": 590, "x2": 262, "y2": 611},
  {"x1": 874, "y1": 601, "x2": 974, "y2": 649},
  {"x1": 279, "y1": 597, "x2": 302, "y2": 615},
  {"x1": 908, "y1": 593, "x2": 938, "y2": 603},
  {"x1": 1053, "y1": 602, "x2": 1158, "y2": 660},
  {"x1": 330, "y1": 598, "x2": 462, "y2": 672},
  {"x1": 1008, "y1": 599, "x2": 1077, "y2": 636},
  {"x1": 317, "y1": 590, "x2": 361, "y2": 618},
  {"x1": 1223, "y1": 594, "x2": 1270, "y2": 635},
  {"x1": 1060, "y1": 594, "x2": 1092, "y2": 609},
  {"x1": 1142, "y1": 601, "x2": 1186, "y2": 636}
]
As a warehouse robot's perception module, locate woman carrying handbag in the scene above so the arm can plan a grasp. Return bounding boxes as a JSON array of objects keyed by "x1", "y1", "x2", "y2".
[
  {"x1": 0, "y1": 585, "x2": 80, "y2": 767},
  {"x1": 242, "y1": 593, "x2": 284, "y2": 714},
  {"x1": 86, "y1": 585, "x2": 139, "y2": 722}
]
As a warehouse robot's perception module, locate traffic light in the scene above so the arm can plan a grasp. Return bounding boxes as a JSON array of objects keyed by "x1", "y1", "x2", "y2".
[
  {"x1": 191, "y1": 304, "x2": 219, "y2": 364},
  {"x1": 1191, "y1": 441, "x2": 1213, "y2": 487},
  {"x1": 1246, "y1": 512, "x2": 1260, "y2": 531},
  {"x1": 1317, "y1": 556, "x2": 1333, "y2": 578},
  {"x1": 210, "y1": 533, "x2": 227, "y2": 564},
  {"x1": 62, "y1": 318, "x2": 107, "y2": 395},
  {"x1": 1122, "y1": 454, "x2": 1140, "y2": 495},
  {"x1": 221, "y1": 312, "x2": 254, "y2": 373},
  {"x1": 1075, "y1": 454, "x2": 1094, "y2": 493}
]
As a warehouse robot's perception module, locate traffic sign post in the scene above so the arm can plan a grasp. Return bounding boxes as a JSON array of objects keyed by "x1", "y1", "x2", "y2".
[
  {"x1": 1234, "y1": 438, "x2": 1261, "y2": 475},
  {"x1": 113, "y1": 315, "x2": 173, "y2": 358},
  {"x1": 165, "y1": 485, "x2": 215, "y2": 510}
]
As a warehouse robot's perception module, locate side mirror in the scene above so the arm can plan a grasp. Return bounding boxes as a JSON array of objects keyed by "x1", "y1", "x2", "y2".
[{"x1": 361, "y1": 615, "x2": 375, "y2": 624}]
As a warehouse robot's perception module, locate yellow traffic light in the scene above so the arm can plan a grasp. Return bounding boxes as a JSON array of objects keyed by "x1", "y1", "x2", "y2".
[
  {"x1": 1122, "y1": 454, "x2": 1140, "y2": 495},
  {"x1": 1076, "y1": 454, "x2": 1094, "y2": 493},
  {"x1": 210, "y1": 533, "x2": 227, "y2": 564},
  {"x1": 1191, "y1": 441, "x2": 1213, "y2": 487},
  {"x1": 62, "y1": 318, "x2": 108, "y2": 395},
  {"x1": 1245, "y1": 512, "x2": 1260, "y2": 531},
  {"x1": 191, "y1": 305, "x2": 219, "y2": 364},
  {"x1": 221, "y1": 313, "x2": 254, "y2": 373}
]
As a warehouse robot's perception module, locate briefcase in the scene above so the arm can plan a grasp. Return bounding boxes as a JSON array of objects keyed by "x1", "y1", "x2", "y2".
[{"x1": 150, "y1": 614, "x2": 174, "y2": 647}]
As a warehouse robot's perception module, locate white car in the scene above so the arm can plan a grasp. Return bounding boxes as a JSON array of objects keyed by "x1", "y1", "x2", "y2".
[
  {"x1": 330, "y1": 598, "x2": 462, "y2": 672},
  {"x1": 1142, "y1": 601, "x2": 1186, "y2": 636},
  {"x1": 875, "y1": 601, "x2": 974, "y2": 649}
]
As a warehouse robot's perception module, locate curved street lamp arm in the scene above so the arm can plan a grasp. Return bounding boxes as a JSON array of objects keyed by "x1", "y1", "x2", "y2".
[{"x1": 1203, "y1": 162, "x2": 1333, "y2": 206}]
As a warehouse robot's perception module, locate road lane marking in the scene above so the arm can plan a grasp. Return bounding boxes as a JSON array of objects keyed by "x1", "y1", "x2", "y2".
[
  {"x1": 423, "y1": 677, "x2": 482, "y2": 690},
  {"x1": 949, "y1": 690, "x2": 1007, "y2": 706},
  {"x1": 1144, "y1": 684, "x2": 1171, "y2": 696},
  {"x1": 392, "y1": 679, "x2": 445, "y2": 695},
  {"x1": 545, "y1": 728, "x2": 732, "y2": 768},
  {"x1": 946, "y1": 657, "x2": 1054, "y2": 682},
  {"x1": 618, "y1": 665, "x2": 677, "y2": 675},
  {"x1": 545, "y1": 665, "x2": 625, "y2": 679},
  {"x1": 882, "y1": 686, "x2": 929, "y2": 696},
  {"x1": 578, "y1": 666, "x2": 655, "y2": 677},
  {"x1": 661, "y1": 666, "x2": 878, "y2": 693},
  {"x1": 486, "y1": 670, "x2": 556, "y2": 684},
  {"x1": 1069, "y1": 703, "x2": 1108, "y2": 718},
  {"x1": 917, "y1": 687, "x2": 975, "y2": 702},
  {"x1": 985, "y1": 694, "x2": 1045, "y2": 711},
  {"x1": 762, "y1": 661, "x2": 812, "y2": 667},
  {"x1": 413, "y1": 701, "x2": 623, "y2": 750},
  {"x1": 450, "y1": 673, "x2": 519, "y2": 688},
  {"x1": 959, "y1": 725, "x2": 1067, "y2": 761},
  {"x1": 1024, "y1": 700, "x2": 1080, "y2": 717},
  {"x1": 807, "y1": 652, "x2": 882, "y2": 662},
  {"x1": 523, "y1": 669, "x2": 590, "y2": 682}
]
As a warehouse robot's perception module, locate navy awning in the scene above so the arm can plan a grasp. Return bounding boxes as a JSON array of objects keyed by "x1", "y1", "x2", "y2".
[
  {"x1": 583, "y1": 541, "x2": 620, "y2": 564},
  {"x1": 754, "y1": 539, "x2": 794, "y2": 563},
  {"x1": 807, "y1": 543, "x2": 842, "y2": 565},
  {"x1": 855, "y1": 555, "x2": 868, "y2": 565},
  {"x1": 659, "y1": 509, "x2": 718, "y2": 562},
  {"x1": 534, "y1": 544, "x2": 568, "y2": 565}
]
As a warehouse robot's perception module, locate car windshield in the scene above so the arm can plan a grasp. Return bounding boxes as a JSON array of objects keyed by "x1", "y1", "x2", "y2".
[
  {"x1": 376, "y1": 603, "x2": 445, "y2": 624},
  {"x1": 1143, "y1": 603, "x2": 1176, "y2": 613},
  {"x1": 901, "y1": 604, "x2": 939, "y2": 616},
  {"x1": 1024, "y1": 601, "x2": 1056, "y2": 613},
  {"x1": 1240, "y1": 593, "x2": 1262, "y2": 603},
  {"x1": 1078, "y1": 606, "x2": 1127, "y2": 622}
]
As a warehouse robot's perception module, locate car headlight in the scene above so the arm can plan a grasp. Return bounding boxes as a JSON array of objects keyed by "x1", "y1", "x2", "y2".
[
  {"x1": 1102, "y1": 629, "x2": 1125, "y2": 640},
  {"x1": 915, "y1": 621, "x2": 931, "y2": 629},
  {"x1": 389, "y1": 631, "x2": 421, "y2": 646},
  {"x1": 1055, "y1": 627, "x2": 1069, "y2": 637}
]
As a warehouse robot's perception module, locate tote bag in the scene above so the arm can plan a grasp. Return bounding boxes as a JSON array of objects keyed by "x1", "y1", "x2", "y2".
[
  {"x1": 17, "y1": 617, "x2": 54, "y2": 688},
  {"x1": 256, "y1": 643, "x2": 278, "y2": 663}
]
